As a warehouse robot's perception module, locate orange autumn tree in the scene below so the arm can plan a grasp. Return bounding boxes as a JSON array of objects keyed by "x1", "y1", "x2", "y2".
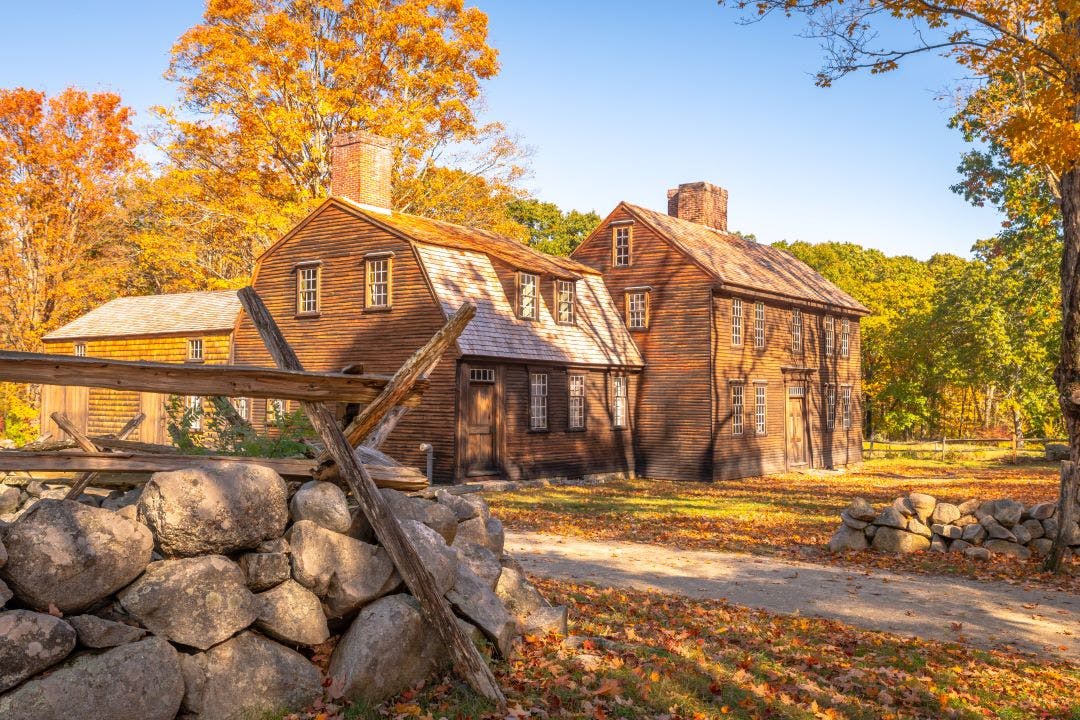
[
  {"x1": 0, "y1": 87, "x2": 138, "y2": 441},
  {"x1": 723, "y1": 0, "x2": 1080, "y2": 569},
  {"x1": 137, "y1": 0, "x2": 527, "y2": 290}
]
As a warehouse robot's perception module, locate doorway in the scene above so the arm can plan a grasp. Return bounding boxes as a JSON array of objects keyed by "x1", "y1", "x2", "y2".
[
  {"x1": 464, "y1": 367, "x2": 499, "y2": 476},
  {"x1": 786, "y1": 385, "x2": 809, "y2": 467}
]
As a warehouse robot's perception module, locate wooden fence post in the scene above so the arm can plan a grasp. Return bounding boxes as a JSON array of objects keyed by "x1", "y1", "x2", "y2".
[
  {"x1": 869, "y1": 434, "x2": 875, "y2": 459},
  {"x1": 1044, "y1": 460, "x2": 1077, "y2": 573},
  {"x1": 236, "y1": 287, "x2": 505, "y2": 709},
  {"x1": 941, "y1": 435, "x2": 946, "y2": 462},
  {"x1": 1011, "y1": 433, "x2": 1018, "y2": 463}
]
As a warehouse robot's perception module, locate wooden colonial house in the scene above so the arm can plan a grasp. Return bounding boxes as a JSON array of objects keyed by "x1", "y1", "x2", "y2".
[{"x1": 37, "y1": 132, "x2": 866, "y2": 484}]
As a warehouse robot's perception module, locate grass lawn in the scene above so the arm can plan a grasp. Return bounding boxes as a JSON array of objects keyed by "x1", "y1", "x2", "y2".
[
  {"x1": 486, "y1": 457, "x2": 1080, "y2": 589},
  {"x1": 289, "y1": 577, "x2": 1080, "y2": 720}
]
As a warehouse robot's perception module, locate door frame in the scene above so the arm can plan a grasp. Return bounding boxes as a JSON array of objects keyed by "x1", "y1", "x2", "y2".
[
  {"x1": 455, "y1": 361, "x2": 504, "y2": 481},
  {"x1": 782, "y1": 368, "x2": 815, "y2": 470}
]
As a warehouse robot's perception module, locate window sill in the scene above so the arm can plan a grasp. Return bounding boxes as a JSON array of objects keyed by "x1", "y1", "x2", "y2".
[
  {"x1": 184, "y1": 359, "x2": 205, "y2": 364},
  {"x1": 566, "y1": 427, "x2": 586, "y2": 433},
  {"x1": 629, "y1": 326, "x2": 648, "y2": 332},
  {"x1": 295, "y1": 312, "x2": 321, "y2": 319},
  {"x1": 527, "y1": 427, "x2": 550, "y2": 434},
  {"x1": 363, "y1": 306, "x2": 393, "y2": 314}
]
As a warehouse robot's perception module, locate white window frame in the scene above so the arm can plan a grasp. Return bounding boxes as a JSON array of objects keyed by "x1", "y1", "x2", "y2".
[
  {"x1": 731, "y1": 298, "x2": 743, "y2": 347},
  {"x1": 231, "y1": 397, "x2": 249, "y2": 421},
  {"x1": 365, "y1": 256, "x2": 391, "y2": 309},
  {"x1": 267, "y1": 398, "x2": 285, "y2": 424},
  {"x1": 297, "y1": 265, "x2": 319, "y2": 315},
  {"x1": 627, "y1": 290, "x2": 648, "y2": 329},
  {"x1": 519, "y1": 273, "x2": 538, "y2": 320},
  {"x1": 186, "y1": 395, "x2": 202, "y2": 431},
  {"x1": 731, "y1": 382, "x2": 744, "y2": 436},
  {"x1": 187, "y1": 337, "x2": 204, "y2": 362},
  {"x1": 841, "y1": 317, "x2": 850, "y2": 358},
  {"x1": 792, "y1": 309, "x2": 802, "y2": 352},
  {"x1": 529, "y1": 372, "x2": 548, "y2": 430},
  {"x1": 556, "y1": 280, "x2": 575, "y2": 325},
  {"x1": 73, "y1": 343, "x2": 86, "y2": 357},
  {"x1": 824, "y1": 316, "x2": 835, "y2": 357},
  {"x1": 754, "y1": 302, "x2": 765, "y2": 349},
  {"x1": 568, "y1": 373, "x2": 586, "y2": 430},
  {"x1": 612, "y1": 375, "x2": 627, "y2": 429},
  {"x1": 613, "y1": 225, "x2": 631, "y2": 267},
  {"x1": 825, "y1": 384, "x2": 837, "y2": 430},
  {"x1": 842, "y1": 386, "x2": 852, "y2": 429},
  {"x1": 754, "y1": 383, "x2": 767, "y2": 435}
]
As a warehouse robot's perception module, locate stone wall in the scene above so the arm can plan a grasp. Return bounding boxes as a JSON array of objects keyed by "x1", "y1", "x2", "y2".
[
  {"x1": 0, "y1": 463, "x2": 565, "y2": 719},
  {"x1": 829, "y1": 491, "x2": 1078, "y2": 561}
]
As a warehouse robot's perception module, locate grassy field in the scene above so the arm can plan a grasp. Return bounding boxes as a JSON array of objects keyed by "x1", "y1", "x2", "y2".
[
  {"x1": 486, "y1": 457, "x2": 1079, "y2": 588},
  {"x1": 288, "y1": 577, "x2": 1080, "y2": 720}
]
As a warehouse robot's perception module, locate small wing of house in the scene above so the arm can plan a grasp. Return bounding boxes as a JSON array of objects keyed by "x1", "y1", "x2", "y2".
[{"x1": 43, "y1": 290, "x2": 242, "y2": 341}]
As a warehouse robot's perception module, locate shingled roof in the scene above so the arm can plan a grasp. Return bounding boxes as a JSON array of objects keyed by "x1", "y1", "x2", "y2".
[
  {"x1": 43, "y1": 290, "x2": 241, "y2": 341},
  {"x1": 622, "y1": 203, "x2": 870, "y2": 314},
  {"x1": 415, "y1": 243, "x2": 643, "y2": 367}
]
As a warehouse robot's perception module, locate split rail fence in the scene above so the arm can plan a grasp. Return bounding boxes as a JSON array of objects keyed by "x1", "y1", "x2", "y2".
[{"x1": 864, "y1": 435, "x2": 1068, "y2": 462}]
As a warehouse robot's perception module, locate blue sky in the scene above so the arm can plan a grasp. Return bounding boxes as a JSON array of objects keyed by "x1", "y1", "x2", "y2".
[{"x1": 0, "y1": 0, "x2": 1001, "y2": 259}]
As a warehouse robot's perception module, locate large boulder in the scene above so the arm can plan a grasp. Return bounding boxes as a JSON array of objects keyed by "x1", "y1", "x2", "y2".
[
  {"x1": 255, "y1": 580, "x2": 329, "y2": 646},
  {"x1": 1029, "y1": 501, "x2": 1057, "y2": 521},
  {"x1": 828, "y1": 525, "x2": 868, "y2": 552},
  {"x1": 453, "y1": 515, "x2": 506, "y2": 556},
  {"x1": 992, "y1": 499, "x2": 1024, "y2": 528},
  {"x1": 843, "y1": 497, "x2": 876, "y2": 522},
  {"x1": 289, "y1": 480, "x2": 351, "y2": 533},
  {"x1": 328, "y1": 594, "x2": 449, "y2": 705},
  {"x1": 0, "y1": 636, "x2": 183, "y2": 720},
  {"x1": 380, "y1": 488, "x2": 457, "y2": 543},
  {"x1": 455, "y1": 541, "x2": 503, "y2": 589},
  {"x1": 496, "y1": 563, "x2": 567, "y2": 636},
  {"x1": 0, "y1": 486, "x2": 19, "y2": 514},
  {"x1": 931, "y1": 502, "x2": 961, "y2": 525},
  {"x1": 872, "y1": 506, "x2": 906, "y2": 530},
  {"x1": 1020, "y1": 518, "x2": 1045, "y2": 540},
  {"x1": 399, "y1": 519, "x2": 458, "y2": 595},
  {"x1": 0, "y1": 499, "x2": 153, "y2": 613},
  {"x1": 286, "y1": 520, "x2": 398, "y2": 618},
  {"x1": 137, "y1": 463, "x2": 288, "y2": 557},
  {"x1": 66, "y1": 614, "x2": 146, "y2": 648},
  {"x1": 117, "y1": 555, "x2": 258, "y2": 650},
  {"x1": 179, "y1": 631, "x2": 321, "y2": 720},
  {"x1": 1046, "y1": 443, "x2": 1070, "y2": 461},
  {"x1": 962, "y1": 522, "x2": 987, "y2": 544},
  {"x1": 871, "y1": 527, "x2": 930, "y2": 553},
  {"x1": 436, "y1": 489, "x2": 480, "y2": 521},
  {"x1": 0, "y1": 610, "x2": 76, "y2": 692},
  {"x1": 446, "y1": 563, "x2": 516, "y2": 656},
  {"x1": 906, "y1": 493, "x2": 936, "y2": 522},
  {"x1": 985, "y1": 539, "x2": 1032, "y2": 560}
]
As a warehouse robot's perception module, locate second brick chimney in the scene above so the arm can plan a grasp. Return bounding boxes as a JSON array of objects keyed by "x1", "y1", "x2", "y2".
[
  {"x1": 666, "y1": 181, "x2": 728, "y2": 232},
  {"x1": 330, "y1": 130, "x2": 393, "y2": 212}
]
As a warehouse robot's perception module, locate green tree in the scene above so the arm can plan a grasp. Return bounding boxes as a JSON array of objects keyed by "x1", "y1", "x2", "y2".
[{"x1": 505, "y1": 199, "x2": 601, "y2": 256}]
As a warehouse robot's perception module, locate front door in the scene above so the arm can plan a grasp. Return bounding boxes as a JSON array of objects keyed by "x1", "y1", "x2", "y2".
[
  {"x1": 786, "y1": 388, "x2": 809, "y2": 467},
  {"x1": 465, "y1": 370, "x2": 498, "y2": 476}
]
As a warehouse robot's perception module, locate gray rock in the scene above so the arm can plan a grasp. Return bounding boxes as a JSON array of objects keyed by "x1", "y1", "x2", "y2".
[
  {"x1": 237, "y1": 552, "x2": 290, "y2": 592},
  {"x1": 1030, "y1": 538, "x2": 1055, "y2": 557},
  {"x1": 844, "y1": 497, "x2": 876, "y2": 522},
  {"x1": 380, "y1": 488, "x2": 457, "y2": 543},
  {"x1": 485, "y1": 517, "x2": 505, "y2": 555},
  {"x1": 954, "y1": 514, "x2": 978, "y2": 528},
  {"x1": 0, "y1": 486, "x2": 19, "y2": 514},
  {"x1": 872, "y1": 506, "x2": 906, "y2": 529},
  {"x1": 521, "y1": 605, "x2": 568, "y2": 636},
  {"x1": 964, "y1": 546, "x2": 991, "y2": 561},
  {"x1": 286, "y1": 520, "x2": 398, "y2": 618},
  {"x1": 289, "y1": 480, "x2": 351, "y2": 533},
  {"x1": 929, "y1": 536, "x2": 948, "y2": 553},
  {"x1": 930, "y1": 502, "x2": 961, "y2": 525},
  {"x1": 1021, "y1": 518, "x2": 1045, "y2": 540},
  {"x1": 137, "y1": 462, "x2": 289, "y2": 557},
  {"x1": 891, "y1": 496, "x2": 916, "y2": 517},
  {"x1": 0, "y1": 636, "x2": 183, "y2": 720},
  {"x1": 256, "y1": 537, "x2": 290, "y2": 554},
  {"x1": 1029, "y1": 501, "x2": 1057, "y2": 521},
  {"x1": 840, "y1": 510, "x2": 868, "y2": 530},
  {"x1": 961, "y1": 522, "x2": 987, "y2": 543},
  {"x1": 992, "y1": 499, "x2": 1024, "y2": 528},
  {"x1": 179, "y1": 631, "x2": 321, "y2": 720},
  {"x1": 1043, "y1": 516, "x2": 1059, "y2": 539},
  {"x1": 863, "y1": 524, "x2": 877, "y2": 539},
  {"x1": 446, "y1": 564, "x2": 516, "y2": 657},
  {"x1": 117, "y1": 555, "x2": 258, "y2": 650},
  {"x1": 907, "y1": 517, "x2": 933, "y2": 538},
  {"x1": 949, "y1": 539, "x2": 973, "y2": 554},
  {"x1": 985, "y1": 539, "x2": 1032, "y2": 560},
  {"x1": 0, "y1": 499, "x2": 153, "y2": 613},
  {"x1": 328, "y1": 594, "x2": 450, "y2": 705},
  {"x1": 1046, "y1": 443, "x2": 1070, "y2": 461},
  {"x1": 0, "y1": 610, "x2": 76, "y2": 692},
  {"x1": 0, "y1": 537, "x2": 6, "y2": 569},
  {"x1": 494, "y1": 563, "x2": 565, "y2": 635},
  {"x1": 99, "y1": 487, "x2": 141, "y2": 512},
  {"x1": 870, "y1": 527, "x2": 930, "y2": 553},
  {"x1": 459, "y1": 493, "x2": 492, "y2": 521},
  {"x1": 399, "y1": 519, "x2": 458, "y2": 595},
  {"x1": 1013, "y1": 523, "x2": 1033, "y2": 546},
  {"x1": 931, "y1": 523, "x2": 962, "y2": 539},
  {"x1": 907, "y1": 492, "x2": 936, "y2": 522},
  {"x1": 985, "y1": 520, "x2": 1017, "y2": 542},
  {"x1": 436, "y1": 489, "x2": 480, "y2": 521},
  {"x1": 255, "y1": 580, "x2": 329, "y2": 646},
  {"x1": 0, "y1": 578, "x2": 10, "y2": 606},
  {"x1": 346, "y1": 506, "x2": 375, "y2": 543},
  {"x1": 455, "y1": 541, "x2": 503, "y2": 588},
  {"x1": 67, "y1": 614, "x2": 146, "y2": 648},
  {"x1": 829, "y1": 525, "x2": 868, "y2": 551},
  {"x1": 956, "y1": 498, "x2": 981, "y2": 515}
]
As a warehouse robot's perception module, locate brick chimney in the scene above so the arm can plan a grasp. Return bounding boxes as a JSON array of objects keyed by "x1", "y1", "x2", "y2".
[
  {"x1": 666, "y1": 181, "x2": 728, "y2": 232},
  {"x1": 330, "y1": 130, "x2": 393, "y2": 212}
]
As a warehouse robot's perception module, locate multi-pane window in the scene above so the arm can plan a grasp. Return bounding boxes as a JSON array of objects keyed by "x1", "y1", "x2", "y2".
[
  {"x1": 841, "y1": 318, "x2": 850, "y2": 358},
  {"x1": 556, "y1": 280, "x2": 575, "y2": 324},
  {"x1": 824, "y1": 316, "x2": 835, "y2": 356},
  {"x1": 529, "y1": 372, "x2": 548, "y2": 430},
  {"x1": 365, "y1": 256, "x2": 391, "y2": 308},
  {"x1": 297, "y1": 265, "x2": 319, "y2": 315},
  {"x1": 627, "y1": 290, "x2": 648, "y2": 329},
  {"x1": 842, "y1": 386, "x2": 852, "y2": 429},
  {"x1": 231, "y1": 397, "x2": 250, "y2": 421},
  {"x1": 186, "y1": 395, "x2": 202, "y2": 431},
  {"x1": 469, "y1": 368, "x2": 495, "y2": 383},
  {"x1": 187, "y1": 338, "x2": 203, "y2": 361},
  {"x1": 731, "y1": 298, "x2": 743, "y2": 346},
  {"x1": 612, "y1": 375, "x2": 627, "y2": 428},
  {"x1": 267, "y1": 398, "x2": 285, "y2": 424},
  {"x1": 73, "y1": 343, "x2": 86, "y2": 357},
  {"x1": 731, "y1": 383, "x2": 744, "y2": 435},
  {"x1": 519, "y1": 273, "x2": 538, "y2": 320},
  {"x1": 568, "y1": 374, "x2": 586, "y2": 430},
  {"x1": 825, "y1": 385, "x2": 837, "y2": 430},
  {"x1": 792, "y1": 309, "x2": 802, "y2": 352},
  {"x1": 754, "y1": 302, "x2": 765, "y2": 349},
  {"x1": 754, "y1": 383, "x2": 767, "y2": 435},
  {"x1": 613, "y1": 226, "x2": 631, "y2": 267}
]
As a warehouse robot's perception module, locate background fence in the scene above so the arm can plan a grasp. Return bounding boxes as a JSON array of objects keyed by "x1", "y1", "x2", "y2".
[{"x1": 863, "y1": 436, "x2": 1068, "y2": 462}]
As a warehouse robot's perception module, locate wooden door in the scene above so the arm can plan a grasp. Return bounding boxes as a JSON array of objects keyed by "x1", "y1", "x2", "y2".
[
  {"x1": 139, "y1": 392, "x2": 167, "y2": 444},
  {"x1": 465, "y1": 377, "x2": 498, "y2": 476},
  {"x1": 786, "y1": 392, "x2": 808, "y2": 467}
]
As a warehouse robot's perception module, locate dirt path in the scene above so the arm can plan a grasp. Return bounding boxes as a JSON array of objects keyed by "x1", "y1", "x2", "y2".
[{"x1": 506, "y1": 530, "x2": 1080, "y2": 660}]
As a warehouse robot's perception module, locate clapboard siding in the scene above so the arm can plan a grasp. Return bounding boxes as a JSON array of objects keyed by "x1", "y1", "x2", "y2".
[
  {"x1": 233, "y1": 204, "x2": 461, "y2": 482},
  {"x1": 572, "y1": 206, "x2": 715, "y2": 480}
]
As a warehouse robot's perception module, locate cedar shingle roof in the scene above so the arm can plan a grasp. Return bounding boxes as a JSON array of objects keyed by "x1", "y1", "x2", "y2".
[
  {"x1": 622, "y1": 203, "x2": 870, "y2": 314},
  {"x1": 43, "y1": 290, "x2": 241, "y2": 341},
  {"x1": 415, "y1": 243, "x2": 643, "y2": 367}
]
